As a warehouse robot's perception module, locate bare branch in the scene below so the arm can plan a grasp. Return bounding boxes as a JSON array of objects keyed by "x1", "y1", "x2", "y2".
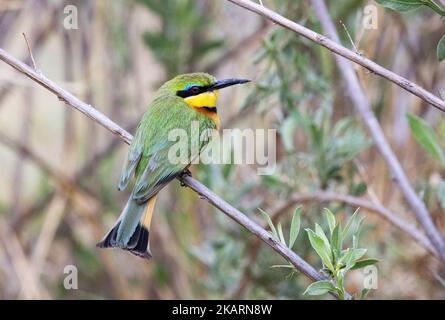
[
  {"x1": 227, "y1": 0, "x2": 445, "y2": 113},
  {"x1": 179, "y1": 174, "x2": 325, "y2": 281},
  {"x1": 231, "y1": 190, "x2": 440, "y2": 298},
  {"x1": 309, "y1": 0, "x2": 445, "y2": 260},
  {"x1": 0, "y1": 2, "x2": 57, "y2": 108},
  {"x1": 271, "y1": 192, "x2": 437, "y2": 258},
  {"x1": 0, "y1": 48, "x2": 132, "y2": 145},
  {"x1": 0, "y1": 47, "x2": 342, "y2": 298},
  {"x1": 223, "y1": 0, "x2": 445, "y2": 262},
  {"x1": 22, "y1": 32, "x2": 38, "y2": 71}
]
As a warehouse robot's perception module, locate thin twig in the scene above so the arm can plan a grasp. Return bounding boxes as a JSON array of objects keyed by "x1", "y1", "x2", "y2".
[
  {"x1": 0, "y1": 2, "x2": 57, "y2": 108},
  {"x1": 339, "y1": 20, "x2": 359, "y2": 55},
  {"x1": 226, "y1": 0, "x2": 445, "y2": 261},
  {"x1": 0, "y1": 48, "x2": 132, "y2": 144},
  {"x1": 231, "y1": 190, "x2": 439, "y2": 299},
  {"x1": 226, "y1": 0, "x2": 445, "y2": 113},
  {"x1": 22, "y1": 32, "x2": 38, "y2": 71},
  {"x1": 0, "y1": 47, "x2": 344, "y2": 299},
  {"x1": 309, "y1": 0, "x2": 445, "y2": 260}
]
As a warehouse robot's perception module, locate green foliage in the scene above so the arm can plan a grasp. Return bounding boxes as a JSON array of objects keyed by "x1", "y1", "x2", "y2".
[
  {"x1": 438, "y1": 180, "x2": 445, "y2": 209},
  {"x1": 438, "y1": 35, "x2": 445, "y2": 62},
  {"x1": 136, "y1": 0, "x2": 224, "y2": 77},
  {"x1": 246, "y1": 27, "x2": 331, "y2": 115},
  {"x1": 248, "y1": 24, "x2": 370, "y2": 193},
  {"x1": 375, "y1": 0, "x2": 445, "y2": 61},
  {"x1": 259, "y1": 208, "x2": 279, "y2": 239},
  {"x1": 376, "y1": 0, "x2": 427, "y2": 12},
  {"x1": 303, "y1": 280, "x2": 336, "y2": 296},
  {"x1": 407, "y1": 114, "x2": 445, "y2": 212},
  {"x1": 376, "y1": 0, "x2": 445, "y2": 15},
  {"x1": 283, "y1": 109, "x2": 371, "y2": 189},
  {"x1": 189, "y1": 237, "x2": 245, "y2": 294},
  {"x1": 304, "y1": 209, "x2": 378, "y2": 300},
  {"x1": 260, "y1": 207, "x2": 301, "y2": 249},
  {"x1": 289, "y1": 207, "x2": 301, "y2": 249},
  {"x1": 407, "y1": 114, "x2": 445, "y2": 167},
  {"x1": 260, "y1": 206, "x2": 378, "y2": 299}
]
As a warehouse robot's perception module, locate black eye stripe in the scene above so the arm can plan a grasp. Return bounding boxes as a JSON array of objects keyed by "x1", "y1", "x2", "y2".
[{"x1": 176, "y1": 85, "x2": 211, "y2": 98}]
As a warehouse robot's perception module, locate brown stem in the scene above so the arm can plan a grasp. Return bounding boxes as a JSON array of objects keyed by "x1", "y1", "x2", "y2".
[{"x1": 0, "y1": 47, "x2": 343, "y2": 299}]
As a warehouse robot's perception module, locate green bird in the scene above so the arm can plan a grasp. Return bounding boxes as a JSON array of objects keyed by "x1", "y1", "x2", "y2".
[{"x1": 97, "y1": 73, "x2": 249, "y2": 259}]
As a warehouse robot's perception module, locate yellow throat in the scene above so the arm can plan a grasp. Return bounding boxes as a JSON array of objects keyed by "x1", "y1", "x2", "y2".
[{"x1": 184, "y1": 90, "x2": 220, "y2": 128}]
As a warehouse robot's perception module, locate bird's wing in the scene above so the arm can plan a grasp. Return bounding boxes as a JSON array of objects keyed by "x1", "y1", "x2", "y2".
[
  {"x1": 132, "y1": 142, "x2": 186, "y2": 203},
  {"x1": 130, "y1": 98, "x2": 215, "y2": 204},
  {"x1": 118, "y1": 123, "x2": 144, "y2": 191}
]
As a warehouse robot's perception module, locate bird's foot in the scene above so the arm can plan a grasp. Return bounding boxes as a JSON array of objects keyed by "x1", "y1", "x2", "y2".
[{"x1": 180, "y1": 168, "x2": 192, "y2": 187}]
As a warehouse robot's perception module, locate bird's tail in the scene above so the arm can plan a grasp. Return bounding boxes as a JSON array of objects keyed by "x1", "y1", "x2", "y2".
[{"x1": 96, "y1": 194, "x2": 157, "y2": 259}]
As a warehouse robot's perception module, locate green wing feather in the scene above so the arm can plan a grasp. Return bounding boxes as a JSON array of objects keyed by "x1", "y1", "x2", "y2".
[
  {"x1": 118, "y1": 125, "x2": 144, "y2": 191},
  {"x1": 119, "y1": 94, "x2": 216, "y2": 204}
]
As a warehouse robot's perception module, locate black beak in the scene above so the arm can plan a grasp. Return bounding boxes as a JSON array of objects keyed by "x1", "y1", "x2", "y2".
[{"x1": 210, "y1": 78, "x2": 250, "y2": 90}]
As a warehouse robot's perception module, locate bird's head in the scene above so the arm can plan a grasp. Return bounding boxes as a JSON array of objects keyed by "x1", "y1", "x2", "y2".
[{"x1": 162, "y1": 73, "x2": 250, "y2": 111}]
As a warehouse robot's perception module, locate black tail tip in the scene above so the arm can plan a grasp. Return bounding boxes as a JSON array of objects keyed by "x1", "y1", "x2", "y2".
[{"x1": 96, "y1": 222, "x2": 152, "y2": 260}]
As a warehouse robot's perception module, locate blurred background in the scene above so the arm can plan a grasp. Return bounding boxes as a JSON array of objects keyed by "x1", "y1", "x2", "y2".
[{"x1": 0, "y1": 0, "x2": 444, "y2": 299}]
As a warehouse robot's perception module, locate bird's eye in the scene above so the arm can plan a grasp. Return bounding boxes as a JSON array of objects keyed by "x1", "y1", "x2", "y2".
[{"x1": 190, "y1": 86, "x2": 200, "y2": 94}]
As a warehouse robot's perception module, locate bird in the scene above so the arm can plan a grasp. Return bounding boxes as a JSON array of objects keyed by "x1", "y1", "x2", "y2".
[{"x1": 97, "y1": 73, "x2": 249, "y2": 259}]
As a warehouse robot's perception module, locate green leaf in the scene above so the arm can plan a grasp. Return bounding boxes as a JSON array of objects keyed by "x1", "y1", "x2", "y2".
[
  {"x1": 342, "y1": 208, "x2": 359, "y2": 241},
  {"x1": 315, "y1": 223, "x2": 331, "y2": 251},
  {"x1": 424, "y1": 0, "x2": 445, "y2": 17},
  {"x1": 351, "y1": 258, "x2": 379, "y2": 270},
  {"x1": 331, "y1": 223, "x2": 342, "y2": 260},
  {"x1": 360, "y1": 288, "x2": 371, "y2": 300},
  {"x1": 352, "y1": 248, "x2": 367, "y2": 261},
  {"x1": 407, "y1": 114, "x2": 445, "y2": 167},
  {"x1": 280, "y1": 117, "x2": 297, "y2": 152},
  {"x1": 338, "y1": 249, "x2": 351, "y2": 266},
  {"x1": 289, "y1": 207, "x2": 301, "y2": 249},
  {"x1": 337, "y1": 271, "x2": 345, "y2": 290},
  {"x1": 270, "y1": 264, "x2": 295, "y2": 269},
  {"x1": 303, "y1": 280, "x2": 336, "y2": 296},
  {"x1": 351, "y1": 182, "x2": 367, "y2": 196},
  {"x1": 438, "y1": 35, "x2": 445, "y2": 62},
  {"x1": 352, "y1": 217, "x2": 364, "y2": 249},
  {"x1": 259, "y1": 208, "x2": 278, "y2": 238},
  {"x1": 438, "y1": 180, "x2": 445, "y2": 210},
  {"x1": 306, "y1": 229, "x2": 335, "y2": 271},
  {"x1": 339, "y1": 248, "x2": 368, "y2": 272},
  {"x1": 375, "y1": 0, "x2": 424, "y2": 12},
  {"x1": 277, "y1": 222, "x2": 287, "y2": 246},
  {"x1": 324, "y1": 208, "x2": 336, "y2": 235}
]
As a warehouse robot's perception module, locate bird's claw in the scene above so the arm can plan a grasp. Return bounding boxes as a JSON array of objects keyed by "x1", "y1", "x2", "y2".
[
  {"x1": 182, "y1": 168, "x2": 192, "y2": 177},
  {"x1": 180, "y1": 168, "x2": 192, "y2": 187}
]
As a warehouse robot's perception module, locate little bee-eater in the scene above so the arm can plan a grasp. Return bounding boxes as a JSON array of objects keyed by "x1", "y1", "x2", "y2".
[{"x1": 97, "y1": 73, "x2": 249, "y2": 259}]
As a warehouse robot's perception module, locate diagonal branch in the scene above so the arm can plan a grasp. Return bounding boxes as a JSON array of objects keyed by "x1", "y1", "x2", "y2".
[
  {"x1": 231, "y1": 190, "x2": 439, "y2": 299},
  {"x1": 227, "y1": 0, "x2": 445, "y2": 113},
  {"x1": 0, "y1": 47, "x2": 342, "y2": 298},
  {"x1": 271, "y1": 192, "x2": 437, "y2": 258},
  {"x1": 0, "y1": 49, "x2": 132, "y2": 144},
  {"x1": 309, "y1": 0, "x2": 445, "y2": 261},
  {"x1": 226, "y1": 0, "x2": 445, "y2": 262}
]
